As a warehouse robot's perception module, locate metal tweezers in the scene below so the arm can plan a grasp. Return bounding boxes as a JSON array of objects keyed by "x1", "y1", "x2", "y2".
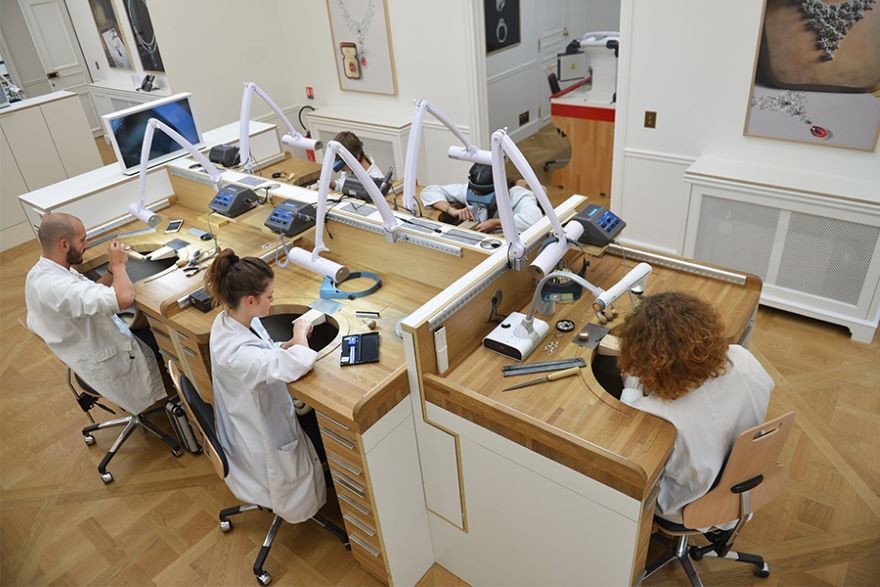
[{"x1": 501, "y1": 357, "x2": 586, "y2": 377}]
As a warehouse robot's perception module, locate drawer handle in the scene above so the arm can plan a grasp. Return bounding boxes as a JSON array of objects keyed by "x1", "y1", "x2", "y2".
[
  {"x1": 316, "y1": 411, "x2": 351, "y2": 431},
  {"x1": 343, "y1": 514, "x2": 376, "y2": 537},
  {"x1": 328, "y1": 454, "x2": 362, "y2": 476},
  {"x1": 338, "y1": 493, "x2": 370, "y2": 515},
  {"x1": 321, "y1": 427, "x2": 355, "y2": 450},
  {"x1": 332, "y1": 472, "x2": 366, "y2": 498},
  {"x1": 350, "y1": 535, "x2": 380, "y2": 557},
  {"x1": 182, "y1": 346, "x2": 198, "y2": 358}
]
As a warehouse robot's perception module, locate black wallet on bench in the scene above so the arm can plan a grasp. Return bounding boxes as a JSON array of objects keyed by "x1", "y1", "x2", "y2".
[{"x1": 340, "y1": 332, "x2": 380, "y2": 366}]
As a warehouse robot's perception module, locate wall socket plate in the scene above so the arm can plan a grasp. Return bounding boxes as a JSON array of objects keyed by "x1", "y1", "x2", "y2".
[{"x1": 644, "y1": 111, "x2": 657, "y2": 129}]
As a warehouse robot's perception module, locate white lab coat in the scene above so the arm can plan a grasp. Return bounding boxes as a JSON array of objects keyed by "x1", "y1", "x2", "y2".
[
  {"x1": 336, "y1": 157, "x2": 384, "y2": 191},
  {"x1": 25, "y1": 257, "x2": 165, "y2": 415},
  {"x1": 210, "y1": 312, "x2": 326, "y2": 523},
  {"x1": 620, "y1": 345, "x2": 773, "y2": 527},
  {"x1": 419, "y1": 183, "x2": 543, "y2": 232}
]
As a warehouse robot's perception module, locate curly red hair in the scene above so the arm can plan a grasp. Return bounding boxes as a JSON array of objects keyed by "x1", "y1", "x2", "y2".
[{"x1": 617, "y1": 292, "x2": 729, "y2": 401}]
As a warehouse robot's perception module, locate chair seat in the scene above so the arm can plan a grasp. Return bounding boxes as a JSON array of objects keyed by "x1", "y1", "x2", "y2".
[{"x1": 655, "y1": 516, "x2": 694, "y2": 534}]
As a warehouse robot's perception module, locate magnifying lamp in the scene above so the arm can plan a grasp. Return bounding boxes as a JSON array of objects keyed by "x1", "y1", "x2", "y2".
[
  {"x1": 483, "y1": 262, "x2": 652, "y2": 361},
  {"x1": 133, "y1": 118, "x2": 223, "y2": 228},
  {"x1": 239, "y1": 82, "x2": 322, "y2": 174},
  {"x1": 403, "y1": 99, "x2": 490, "y2": 214},
  {"x1": 280, "y1": 139, "x2": 402, "y2": 281}
]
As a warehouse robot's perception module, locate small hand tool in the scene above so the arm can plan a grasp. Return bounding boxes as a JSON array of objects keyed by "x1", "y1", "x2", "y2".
[{"x1": 502, "y1": 366, "x2": 581, "y2": 391}]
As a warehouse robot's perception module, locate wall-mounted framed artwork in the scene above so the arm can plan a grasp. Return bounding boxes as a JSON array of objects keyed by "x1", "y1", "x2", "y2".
[
  {"x1": 744, "y1": 0, "x2": 880, "y2": 151},
  {"x1": 124, "y1": 0, "x2": 165, "y2": 73},
  {"x1": 485, "y1": 0, "x2": 520, "y2": 54},
  {"x1": 87, "y1": 0, "x2": 132, "y2": 70},
  {"x1": 326, "y1": 0, "x2": 397, "y2": 96}
]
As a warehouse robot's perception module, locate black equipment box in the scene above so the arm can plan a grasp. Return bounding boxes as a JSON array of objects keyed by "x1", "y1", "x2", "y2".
[
  {"x1": 340, "y1": 332, "x2": 380, "y2": 366},
  {"x1": 208, "y1": 144, "x2": 240, "y2": 167},
  {"x1": 264, "y1": 200, "x2": 317, "y2": 237},
  {"x1": 572, "y1": 204, "x2": 626, "y2": 246},
  {"x1": 189, "y1": 288, "x2": 213, "y2": 312},
  {"x1": 209, "y1": 185, "x2": 257, "y2": 218}
]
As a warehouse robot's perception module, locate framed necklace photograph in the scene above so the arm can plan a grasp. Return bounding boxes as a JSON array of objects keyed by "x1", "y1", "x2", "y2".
[
  {"x1": 485, "y1": 0, "x2": 520, "y2": 54},
  {"x1": 744, "y1": 0, "x2": 880, "y2": 151},
  {"x1": 326, "y1": 0, "x2": 397, "y2": 95}
]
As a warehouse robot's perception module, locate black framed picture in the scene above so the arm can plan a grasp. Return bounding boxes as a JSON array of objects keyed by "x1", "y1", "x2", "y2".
[
  {"x1": 485, "y1": 0, "x2": 520, "y2": 54},
  {"x1": 124, "y1": 0, "x2": 165, "y2": 73}
]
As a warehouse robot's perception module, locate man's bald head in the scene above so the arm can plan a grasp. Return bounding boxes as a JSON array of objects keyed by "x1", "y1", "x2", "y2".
[{"x1": 37, "y1": 213, "x2": 84, "y2": 253}]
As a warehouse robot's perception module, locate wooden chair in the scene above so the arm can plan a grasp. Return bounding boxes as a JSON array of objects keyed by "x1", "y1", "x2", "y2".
[
  {"x1": 644, "y1": 412, "x2": 796, "y2": 586},
  {"x1": 19, "y1": 319, "x2": 181, "y2": 483},
  {"x1": 167, "y1": 360, "x2": 349, "y2": 586}
]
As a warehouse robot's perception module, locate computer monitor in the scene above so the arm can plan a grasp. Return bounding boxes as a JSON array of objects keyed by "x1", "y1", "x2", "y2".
[{"x1": 102, "y1": 92, "x2": 202, "y2": 175}]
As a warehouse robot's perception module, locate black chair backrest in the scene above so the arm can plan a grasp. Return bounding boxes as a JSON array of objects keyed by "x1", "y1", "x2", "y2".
[{"x1": 179, "y1": 373, "x2": 229, "y2": 478}]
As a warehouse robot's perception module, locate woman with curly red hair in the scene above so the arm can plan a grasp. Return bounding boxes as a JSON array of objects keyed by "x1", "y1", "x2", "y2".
[{"x1": 617, "y1": 292, "x2": 773, "y2": 525}]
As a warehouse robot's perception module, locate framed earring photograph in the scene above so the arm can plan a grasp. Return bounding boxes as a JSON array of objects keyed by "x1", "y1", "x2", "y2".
[
  {"x1": 744, "y1": 0, "x2": 880, "y2": 151},
  {"x1": 326, "y1": 0, "x2": 398, "y2": 95}
]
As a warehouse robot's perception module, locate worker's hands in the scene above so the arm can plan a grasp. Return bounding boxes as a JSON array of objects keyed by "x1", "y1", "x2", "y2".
[
  {"x1": 107, "y1": 240, "x2": 128, "y2": 272},
  {"x1": 283, "y1": 318, "x2": 313, "y2": 350},
  {"x1": 474, "y1": 218, "x2": 502, "y2": 233},
  {"x1": 449, "y1": 206, "x2": 475, "y2": 222}
]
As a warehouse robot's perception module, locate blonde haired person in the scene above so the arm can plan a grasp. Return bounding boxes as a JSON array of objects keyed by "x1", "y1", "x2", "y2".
[{"x1": 617, "y1": 292, "x2": 773, "y2": 525}]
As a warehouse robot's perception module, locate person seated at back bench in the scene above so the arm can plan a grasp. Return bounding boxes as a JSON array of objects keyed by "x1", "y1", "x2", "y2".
[
  {"x1": 25, "y1": 212, "x2": 166, "y2": 415},
  {"x1": 420, "y1": 163, "x2": 543, "y2": 233}
]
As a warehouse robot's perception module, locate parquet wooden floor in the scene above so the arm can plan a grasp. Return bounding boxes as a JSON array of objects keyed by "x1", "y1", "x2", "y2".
[{"x1": 1, "y1": 137, "x2": 872, "y2": 586}]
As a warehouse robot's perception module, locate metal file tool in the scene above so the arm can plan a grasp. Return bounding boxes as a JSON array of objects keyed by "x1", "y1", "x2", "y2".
[
  {"x1": 502, "y1": 366, "x2": 582, "y2": 391},
  {"x1": 501, "y1": 357, "x2": 586, "y2": 377}
]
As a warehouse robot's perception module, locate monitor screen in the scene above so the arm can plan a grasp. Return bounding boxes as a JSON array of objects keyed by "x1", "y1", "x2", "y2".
[{"x1": 102, "y1": 93, "x2": 202, "y2": 175}]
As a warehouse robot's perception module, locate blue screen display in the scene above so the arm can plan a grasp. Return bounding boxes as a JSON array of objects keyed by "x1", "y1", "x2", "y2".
[{"x1": 110, "y1": 97, "x2": 200, "y2": 170}]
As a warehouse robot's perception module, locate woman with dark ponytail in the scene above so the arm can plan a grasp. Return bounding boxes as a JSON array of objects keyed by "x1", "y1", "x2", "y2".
[{"x1": 204, "y1": 249, "x2": 326, "y2": 523}]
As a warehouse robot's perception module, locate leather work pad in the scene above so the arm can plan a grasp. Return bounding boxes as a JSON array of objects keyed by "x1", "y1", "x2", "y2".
[{"x1": 340, "y1": 332, "x2": 380, "y2": 366}]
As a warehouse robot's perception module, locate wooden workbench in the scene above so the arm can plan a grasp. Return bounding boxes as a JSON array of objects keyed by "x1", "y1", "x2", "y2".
[
  {"x1": 75, "y1": 168, "x2": 494, "y2": 584},
  {"x1": 404, "y1": 243, "x2": 762, "y2": 586}
]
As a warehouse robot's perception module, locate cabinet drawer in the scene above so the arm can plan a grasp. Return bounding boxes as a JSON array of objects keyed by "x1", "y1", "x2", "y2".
[
  {"x1": 152, "y1": 327, "x2": 178, "y2": 357},
  {"x1": 145, "y1": 316, "x2": 170, "y2": 338},
  {"x1": 326, "y1": 445, "x2": 365, "y2": 482},
  {"x1": 350, "y1": 534, "x2": 387, "y2": 583},
  {"x1": 316, "y1": 410, "x2": 357, "y2": 442},
  {"x1": 342, "y1": 509, "x2": 377, "y2": 540},
  {"x1": 331, "y1": 470, "x2": 367, "y2": 500},
  {"x1": 336, "y1": 488, "x2": 372, "y2": 517},
  {"x1": 348, "y1": 523, "x2": 381, "y2": 553}
]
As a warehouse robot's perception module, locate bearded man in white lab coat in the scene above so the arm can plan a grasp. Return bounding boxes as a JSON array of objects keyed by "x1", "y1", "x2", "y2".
[
  {"x1": 25, "y1": 213, "x2": 166, "y2": 415},
  {"x1": 617, "y1": 292, "x2": 773, "y2": 528},
  {"x1": 204, "y1": 249, "x2": 326, "y2": 523}
]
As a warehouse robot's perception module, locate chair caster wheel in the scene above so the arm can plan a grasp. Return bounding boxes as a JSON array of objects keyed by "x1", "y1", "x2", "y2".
[
  {"x1": 100, "y1": 472, "x2": 113, "y2": 484},
  {"x1": 83, "y1": 434, "x2": 95, "y2": 446},
  {"x1": 689, "y1": 547, "x2": 704, "y2": 561},
  {"x1": 344, "y1": 542, "x2": 351, "y2": 551},
  {"x1": 171, "y1": 447, "x2": 183, "y2": 457},
  {"x1": 220, "y1": 520, "x2": 232, "y2": 532},
  {"x1": 754, "y1": 564, "x2": 770, "y2": 578},
  {"x1": 256, "y1": 572, "x2": 271, "y2": 586}
]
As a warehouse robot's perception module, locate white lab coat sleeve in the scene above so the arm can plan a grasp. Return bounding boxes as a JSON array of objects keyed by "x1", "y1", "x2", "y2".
[
  {"x1": 39, "y1": 275, "x2": 120, "y2": 319},
  {"x1": 223, "y1": 341, "x2": 318, "y2": 387},
  {"x1": 419, "y1": 184, "x2": 468, "y2": 209},
  {"x1": 509, "y1": 187, "x2": 544, "y2": 232}
]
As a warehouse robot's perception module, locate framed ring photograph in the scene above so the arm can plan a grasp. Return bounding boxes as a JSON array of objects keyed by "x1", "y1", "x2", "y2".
[{"x1": 326, "y1": 0, "x2": 398, "y2": 96}]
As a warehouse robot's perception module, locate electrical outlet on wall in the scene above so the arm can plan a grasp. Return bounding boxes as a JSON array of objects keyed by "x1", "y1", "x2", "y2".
[{"x1": 644, "y1": 111, "x2": 657, "y2": 129}]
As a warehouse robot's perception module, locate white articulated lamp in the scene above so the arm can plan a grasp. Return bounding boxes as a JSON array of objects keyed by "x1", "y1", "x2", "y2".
[
  {"x1": 483, "y1": 262, "x2": 652, "y2": 361},
  {"x1": 238, "y1": 81, "x2": 321, "y2": 174},
  {"x1": 402, "y1": 99, "x2": 491, "y2": 214},
  {"x1": 487, "y1": 128, "x2": 585, "y2": 275},
  {"x1": 280, "y1": 139, "x2": 402, "y2": 282},
  {"x1": 132, "y1": 117, "x2": 223, "y2": 228}
]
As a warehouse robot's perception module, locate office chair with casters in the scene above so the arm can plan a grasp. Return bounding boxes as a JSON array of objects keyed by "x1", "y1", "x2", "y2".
[
  {"x1": 18, "y1": 318, "x2": 181, "y2": 483},
  {"x1": 168, "y1": 360, "x2": 350, "y2": 586},
  {"x1": 644, "y1": 411, "x2": 795, "y2": 586}
]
